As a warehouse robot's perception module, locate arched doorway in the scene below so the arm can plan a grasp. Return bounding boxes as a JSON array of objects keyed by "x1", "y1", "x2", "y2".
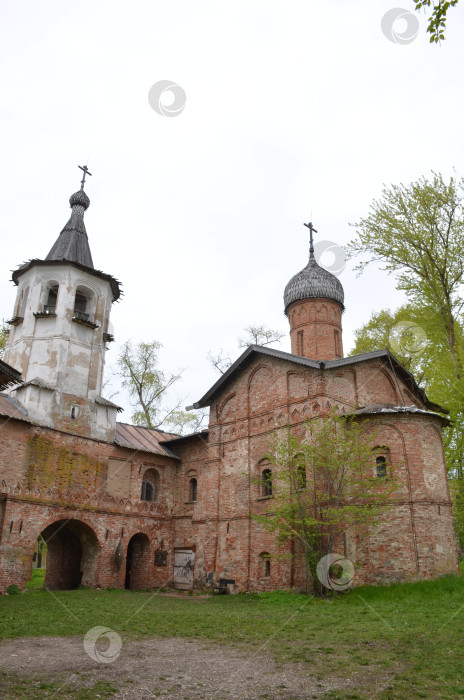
[
  {"x1": 125, "y1": 533, "x2": 150, "y2": 590},
  {"x1": 39, "y1": 519, "x2": 99, "y2": 590}
]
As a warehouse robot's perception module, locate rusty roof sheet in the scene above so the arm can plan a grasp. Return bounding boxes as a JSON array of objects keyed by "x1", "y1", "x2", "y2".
[
  {"x1": 0, "y1": 394, "x2": 32, "y2": 423},
  {"x1": 114, "y1": 422, "x2": 180, "y2": 458}
]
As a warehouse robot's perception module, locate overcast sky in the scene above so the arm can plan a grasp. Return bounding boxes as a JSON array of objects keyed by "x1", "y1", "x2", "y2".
[{"x1": 1, "y1": 0, "x2": 463, "y2": 421}]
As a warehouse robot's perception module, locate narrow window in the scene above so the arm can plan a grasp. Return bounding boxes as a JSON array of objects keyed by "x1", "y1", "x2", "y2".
[
  {"x1": 45, "y1": 285, "x2": 59, "y2": 314},
  {"x1": 260, "y1": 552, "x2": 271, "y2": 578},
  {"x1": 71, "y1": 406, "x2": 76, "y2": 419},
  {"x1": 297, "y1": 330, "x2": 304, "y2": 355},
  {"x1": 18, "y1": 285, "x2": 29, "y2": 317},
  {"x1": 262, "y1": 468, "x2": 273, "y2": 497},
  {"x1": 74, "y1": 290, "x2": 89, "y2": 320},
  {"x1": 189, "y1": 478, "x2": 197, "y2": 502},
  {"x1": 141, "y1": 480, "x2": 154, "y2": 501},
  {"x1": 141, "y1": 468, "x2": 159, "y2": 502},
  {"x1": 334, "y1": 330, "x2": 341, "y2": 358},
  {"x1": 297, "y1": 464, "x2": 306, "y2": 489},
  {"x1": 376, "y1": 456, "x2": 387, "y2": 478}
]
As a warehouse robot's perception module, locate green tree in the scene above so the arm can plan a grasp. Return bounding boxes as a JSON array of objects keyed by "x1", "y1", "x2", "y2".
[
  {"x1": 0, "y1": 322, "x2": 9, "y2": 360},
  {"x1": 252, "y1": 413, "x2": 397, "y2": 595},
  {"x1": 349, "y1": 172, "x2": 464, "y2": 368},
  {"x1": 116, "y1": 340, "x2": 206, "y2": 433},
  {"x1": 348, "y1": 173, "x2": 464, "y2": 548},
  {"x1": 414, "y1": 1, "x2": 459, "y2": 42}
]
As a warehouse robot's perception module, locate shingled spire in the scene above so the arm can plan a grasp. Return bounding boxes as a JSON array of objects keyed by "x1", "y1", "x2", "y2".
[{"x1": 45, "y1": 169, "x2": 94, "y2": 269}]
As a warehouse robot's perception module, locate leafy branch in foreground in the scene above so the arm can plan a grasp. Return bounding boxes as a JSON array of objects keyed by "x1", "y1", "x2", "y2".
[
  {"x1": 252, "y1": 412, "x2": 398, "y2": 595},
  {"x1": 414, "y1": 1, "x2": 459, "y2": 42}
]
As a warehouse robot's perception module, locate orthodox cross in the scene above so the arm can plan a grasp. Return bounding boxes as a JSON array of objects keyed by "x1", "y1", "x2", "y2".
[
  {"x1": 304, "y1": 221, "x2": 317, "y2": 259},
  {"x1": 78, "y1": 164, "x2": 92, "y2": 190}
]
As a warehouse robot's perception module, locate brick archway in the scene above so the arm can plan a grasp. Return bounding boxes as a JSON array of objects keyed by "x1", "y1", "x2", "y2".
[
  {"x1": 40, "y1": 519, "x2": 100, "y2": 590},
  {"x1": 125, "y1": 533, "x2": 150, "y2": 590}
]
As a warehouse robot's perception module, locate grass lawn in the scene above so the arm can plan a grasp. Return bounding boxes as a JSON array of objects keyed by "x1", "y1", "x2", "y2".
[{"x1": 1, "y1": 571, "x2": 464, "y2": 699}]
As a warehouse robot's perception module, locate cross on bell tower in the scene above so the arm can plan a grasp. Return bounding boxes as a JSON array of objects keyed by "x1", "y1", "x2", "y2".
[{"x1": 78, "y1": 164, "x2": 92, "y2": 190}]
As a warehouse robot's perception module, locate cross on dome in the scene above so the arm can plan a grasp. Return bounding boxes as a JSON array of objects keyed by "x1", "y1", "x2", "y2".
[{"x1": 303, "y1": 221, "x2": 317, "y2": 260}]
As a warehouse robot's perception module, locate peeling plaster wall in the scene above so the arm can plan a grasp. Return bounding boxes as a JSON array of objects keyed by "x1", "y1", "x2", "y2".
[{"x1": 4, "y1": 264, "x2": 116, "y2": 440}]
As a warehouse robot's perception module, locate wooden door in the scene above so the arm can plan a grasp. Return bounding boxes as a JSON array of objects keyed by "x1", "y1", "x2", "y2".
[{"x1": 173, "y1": 548, "x2": 195, "y2": 589}]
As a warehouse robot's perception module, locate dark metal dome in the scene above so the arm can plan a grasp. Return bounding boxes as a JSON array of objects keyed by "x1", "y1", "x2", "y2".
[
  {"x1": 69, "y1": 189, "x2": 90, "y2": 210},
  {"x1": 284, "y1": 257, "x2": 344, "y2": 314}
]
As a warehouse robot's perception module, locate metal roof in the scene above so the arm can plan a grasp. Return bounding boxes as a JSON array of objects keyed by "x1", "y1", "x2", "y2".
[
  {"x1": 114, "y1": 422, "x2": 180, "y2": 458},
  {"x1": 284, "y1": 257, "x2": 344, "y2": 313},
  {"x1": 188, "y1": 345, "x2": 445, "y2": 414},
  {"x1": 345, "y1": 403, "x2": 449, "y2": 424},
  {"x1": 0, "y1": 394, "x2": 32, "y2": 423},
  {"x1": 0, "y1": 360, "x2": 22, "y2": 391}
]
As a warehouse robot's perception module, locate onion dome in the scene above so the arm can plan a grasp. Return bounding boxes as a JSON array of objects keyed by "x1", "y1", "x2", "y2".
[
  {"x1": 69, "y1": 189, "x2": 90, "y2": 210},
  {"x1": 284, "y1": 223, "x2": 344, "y2": 314}
]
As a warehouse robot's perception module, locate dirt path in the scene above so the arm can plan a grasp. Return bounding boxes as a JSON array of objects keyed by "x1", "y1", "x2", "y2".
[{"x1": 0, "y1": 635, "x2": 359, "y2": 699}]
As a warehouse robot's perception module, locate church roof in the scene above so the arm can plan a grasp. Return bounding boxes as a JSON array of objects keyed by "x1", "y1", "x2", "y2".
[
  {"x1": 284, "y1": 257, "x2": 344, "y2": 313},
  {"x1": 187, "y1": 345, "x2": 446, "y2": 414},
  {"x1": 45, "y1": 189, "x2": 93, "y2": 268}
]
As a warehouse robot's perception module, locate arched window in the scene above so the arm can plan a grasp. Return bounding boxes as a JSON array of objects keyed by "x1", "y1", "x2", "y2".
[
  {"x1": 189, "y1": 477, "x2": 198, "y2": 502},
  {"x1": 45, "y1": 284, "x2": 59, "y2": 314},
  {"x1": 141, "y1": 468, "x2": 159, "y2": 502},
  {"x1": 262, "y1": 468, "x2": 273, "y2": 497},
  {"x1": 260, "y1": 552, "x2": 271, "y2": 578},
  {"x1": 376, "y1": 456, "x2": 387, "y2": 478}
]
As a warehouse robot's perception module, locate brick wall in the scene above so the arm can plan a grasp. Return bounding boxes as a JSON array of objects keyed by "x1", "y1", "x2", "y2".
[{"x1": 0, "y1": 348, "x2": 459, "y2": 594}]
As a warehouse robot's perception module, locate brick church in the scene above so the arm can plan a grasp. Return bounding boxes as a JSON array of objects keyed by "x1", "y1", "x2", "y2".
[{"x1": 0, "y1": 174, "x2": 459, "y2": 592}]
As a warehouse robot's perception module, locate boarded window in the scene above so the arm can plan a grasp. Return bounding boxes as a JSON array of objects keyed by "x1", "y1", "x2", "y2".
[{"x1": 107, "y1": 459, "x2": 131, "y2": 497}]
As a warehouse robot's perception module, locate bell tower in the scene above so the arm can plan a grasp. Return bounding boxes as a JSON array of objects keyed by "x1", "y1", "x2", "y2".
[
  {"x1": 284, "y1": 222, "x2": 344, "y2": 361},
  {"x1": 4, "y1": 167, "x2": 122, "y2": 441}
]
